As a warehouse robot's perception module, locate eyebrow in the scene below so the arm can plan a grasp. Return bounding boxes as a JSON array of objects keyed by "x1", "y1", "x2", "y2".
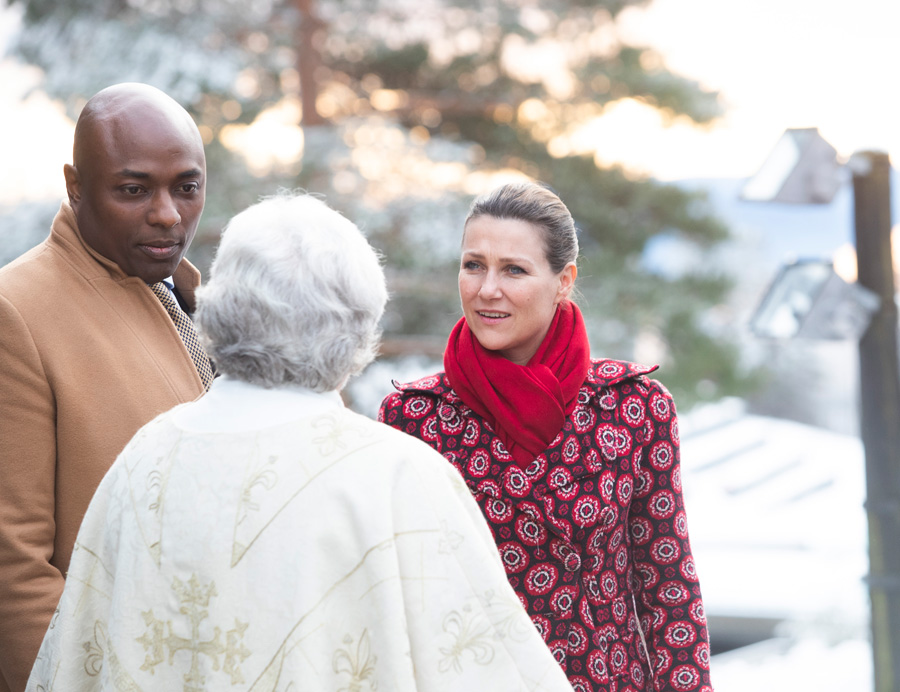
[
  {"x1": 462, "y1": 250, "x2": 534, "y2": 265},
  {"x1": 115, "y1": 168, "x2": 204, "y2": 179}
]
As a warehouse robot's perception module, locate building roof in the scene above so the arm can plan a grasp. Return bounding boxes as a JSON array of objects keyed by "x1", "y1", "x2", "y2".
[{"x1": 679, "y1": 398, "x2": 872, "y2": 690}]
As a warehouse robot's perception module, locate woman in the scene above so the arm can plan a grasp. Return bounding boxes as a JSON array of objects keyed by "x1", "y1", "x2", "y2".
[
  {"x1": 26, "y1": 192, "x2": 573, "y2": 692},
  {"x1": 380, "y1": 182, "x2": 713, "y2": 692}
]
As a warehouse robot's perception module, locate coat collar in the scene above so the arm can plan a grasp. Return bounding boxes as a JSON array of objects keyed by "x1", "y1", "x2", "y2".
[
  {"x1": 47, "y1": 201, "x2": 202, "y2": 310},
  {"x1": 393, "y1": 358, "x2": 659, "y2": 401},
  {"x1": 49, "y1": 201, "x2": 129, "y2": 281}
]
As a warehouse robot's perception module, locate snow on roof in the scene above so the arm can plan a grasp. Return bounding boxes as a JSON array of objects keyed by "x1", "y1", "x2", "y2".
[
  {"x1": 680, "y1": 398, "x2": 868, "y2": 622},
  {"x1": 679, "y1": 398, "x2": 873, "y2": 691},
  {"x1": 711, "y1": 636, "x2": 871, "y2": 692}
]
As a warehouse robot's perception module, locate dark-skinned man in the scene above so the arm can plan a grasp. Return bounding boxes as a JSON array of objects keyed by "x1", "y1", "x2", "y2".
[{"x1": 0, "y1": 83, "x2": 213, "y2": 692}]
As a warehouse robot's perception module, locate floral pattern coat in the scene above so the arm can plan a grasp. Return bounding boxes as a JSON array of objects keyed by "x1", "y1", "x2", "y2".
[{"x1": 379, "y1": 359, "x2": 713, "y2": 692}]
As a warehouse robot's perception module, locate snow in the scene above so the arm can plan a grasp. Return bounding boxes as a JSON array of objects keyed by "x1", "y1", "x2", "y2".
[
  {"x1": 679, "y1": 398, "x2": 873, "y2": 691},
  {"x1": 711, "y1": 636, "x2": 871, "y2": 691}
]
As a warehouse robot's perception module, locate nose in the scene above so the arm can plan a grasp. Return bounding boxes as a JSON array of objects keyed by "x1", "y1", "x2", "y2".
[
  {"x1": 478, "y1": 271, "x2": 502, "y2": 299},
  {"x1": 148, "y1": 190, "x2": 181, "y2": 229}
]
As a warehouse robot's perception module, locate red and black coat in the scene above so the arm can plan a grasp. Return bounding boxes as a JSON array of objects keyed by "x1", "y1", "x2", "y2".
[{"x1": 379, "y1": 359, "x2": 713, "y2": 692}]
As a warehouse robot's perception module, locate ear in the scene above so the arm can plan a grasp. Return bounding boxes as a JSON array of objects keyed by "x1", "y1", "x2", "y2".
[
  {"x1": 63, "y1": 164, "x2": 81, "y2": 208},
  {"x1": 555, "y1": 262, "x2": 577, "y2": 303}
]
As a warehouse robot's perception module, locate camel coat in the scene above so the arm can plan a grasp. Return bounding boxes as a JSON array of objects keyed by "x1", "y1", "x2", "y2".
[{"x1": 0, "y1": 202, "x2": 206, "y2": 692}]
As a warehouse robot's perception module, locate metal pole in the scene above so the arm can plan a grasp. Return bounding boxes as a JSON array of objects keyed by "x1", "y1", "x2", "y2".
[{"x1": 853, "y1": 150, "x2": 900, "y2": 692}]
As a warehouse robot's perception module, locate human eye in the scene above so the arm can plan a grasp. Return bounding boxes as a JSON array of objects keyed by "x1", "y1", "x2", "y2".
[
  {"x1": 120, "y1": 184, "x2": 145, "y2": 196},
  {"x1": 507, "y1": 265, "x2": 526, "y2": 275},
  {"x1": 177, "y1": 181, "x2": 201, "y2": 194},
  {"x1": 462, "y1": 260, "x2": 481, "y2": 271}
]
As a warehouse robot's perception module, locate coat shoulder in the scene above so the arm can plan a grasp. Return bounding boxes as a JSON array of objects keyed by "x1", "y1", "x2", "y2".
[
  {"x1": 383, "y1": 361, "x2": 663, "y2": 403},
  {"x1": 378, "y1": 371, "x2": 453, "y2": 423},
  {"x1": 586, "y1": 358, "x2": 659, "y2": 389},
  {"x1": 392, "y1": 371, "x2": 450, "y2": 394}
]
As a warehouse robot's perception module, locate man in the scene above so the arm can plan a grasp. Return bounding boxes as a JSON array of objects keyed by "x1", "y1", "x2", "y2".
[{"x1": 0, "y1": 83, "x2": 211, "y2": 692}]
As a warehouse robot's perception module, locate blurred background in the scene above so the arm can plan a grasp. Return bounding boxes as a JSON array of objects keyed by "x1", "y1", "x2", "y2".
[{"x1": 1, "y1": 0, "x2": 897, "y2": 689}]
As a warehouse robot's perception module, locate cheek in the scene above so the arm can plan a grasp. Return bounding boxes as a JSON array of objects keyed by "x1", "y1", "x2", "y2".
[
  {"x1": 458, "y1": 276, "x2": 477, "y2": 302},
  {"x1": 181, "y1": 198, "x2": 205, "y2": 220},
  {"x1": 517, "y1": 287, "x2": 560, "y2": 320},
  {"x1": 509, "y1": 283, "x2": 545, "y2": 308}
]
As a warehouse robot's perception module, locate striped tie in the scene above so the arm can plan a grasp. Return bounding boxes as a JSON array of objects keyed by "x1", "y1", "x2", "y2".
[{"x1": 150, "y1": 282, "x2": 214, "y2": 391}]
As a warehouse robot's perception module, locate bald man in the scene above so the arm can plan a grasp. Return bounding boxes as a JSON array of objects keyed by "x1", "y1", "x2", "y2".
[{"x1": 0, "y1": 83, "x2": 212, "y2": 692}]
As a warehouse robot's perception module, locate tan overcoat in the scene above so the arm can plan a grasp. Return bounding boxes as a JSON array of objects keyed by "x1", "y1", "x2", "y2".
[{"x1": 0, "y1": 202, "x2": 206, "y2": 692}]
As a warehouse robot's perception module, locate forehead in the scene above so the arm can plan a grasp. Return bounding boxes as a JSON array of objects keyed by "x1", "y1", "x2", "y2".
[
  {"x1": 81, "y1": 105, "x2": 205, "y2": 179},
  {"x1": 462, "y1": 216, "x2": 547, "y2": 258}
]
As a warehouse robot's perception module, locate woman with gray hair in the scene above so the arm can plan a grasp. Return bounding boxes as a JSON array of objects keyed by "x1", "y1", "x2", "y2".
[{"x1": 26, "y1": 192, "x2": 573, "y2": 692}]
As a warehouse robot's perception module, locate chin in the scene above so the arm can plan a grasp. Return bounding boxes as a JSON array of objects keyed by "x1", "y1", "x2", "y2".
[
  {"x1": 138, "y1": 266, "x2": 177, "y2": 284},
  {"x1": 472, "y1": 336, "x2": 509, "y2": 355}
]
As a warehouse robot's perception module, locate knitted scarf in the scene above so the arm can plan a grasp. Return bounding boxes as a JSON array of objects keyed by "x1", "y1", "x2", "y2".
[{"x1": 444, "y1": 300, "x2": 591, "y2": 468}]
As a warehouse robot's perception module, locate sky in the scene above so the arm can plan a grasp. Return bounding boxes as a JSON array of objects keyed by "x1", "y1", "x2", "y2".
[
  {"x1": 608, "y1": 0, "x2": 899, "y2": 179},
  {"x1": 0, "y1": 0, "x2": 898, "y2": 205}
]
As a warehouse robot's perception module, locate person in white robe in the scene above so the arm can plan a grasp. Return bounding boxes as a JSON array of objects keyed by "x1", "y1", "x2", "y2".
[{"x1": 26, "y1": 192, "x2": 574, "y2": 692}]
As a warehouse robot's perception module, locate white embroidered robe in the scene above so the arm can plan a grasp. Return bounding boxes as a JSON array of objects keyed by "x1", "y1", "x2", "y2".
[{"x1": 26, "y1": 378, "x2": 572, "y2": 692}]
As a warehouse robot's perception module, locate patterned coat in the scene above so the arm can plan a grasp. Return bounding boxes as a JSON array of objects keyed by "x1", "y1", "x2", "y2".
[{"x1": 379, "y1": 359, "x2": 713, "y2": 692}]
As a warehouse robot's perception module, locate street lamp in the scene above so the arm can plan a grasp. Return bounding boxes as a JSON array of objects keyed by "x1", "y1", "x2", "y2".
[
  {"x1": 748, "y1": 133, "x2": 898, "y2": 692},
  {"x1": 741, "y1": 127, "x2": 844, "y2": 204},
  {"x1": 750, "y1": 259, "x2": 879, "y2": 341}
]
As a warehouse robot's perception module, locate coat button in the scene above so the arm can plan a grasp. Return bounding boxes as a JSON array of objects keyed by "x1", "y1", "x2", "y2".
[{"x1": 563, "y1": 552, "x2": 582, "y2": 572}]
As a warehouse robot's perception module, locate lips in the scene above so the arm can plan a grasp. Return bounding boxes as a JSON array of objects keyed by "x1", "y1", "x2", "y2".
[
  {"x1": 476, "y1": 310, "x2": 510, "y2": 321},
  {"x1": 139, "y1": 242, "x2": 181, "y2": 260}
]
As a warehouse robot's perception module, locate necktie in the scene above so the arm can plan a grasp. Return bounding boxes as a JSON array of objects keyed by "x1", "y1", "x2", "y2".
[{"x1": 150, "y1": 282, "x2": 214, "y2": 391}]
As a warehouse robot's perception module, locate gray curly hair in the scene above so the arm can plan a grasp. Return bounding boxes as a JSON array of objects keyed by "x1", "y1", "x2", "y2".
[{"x1": 196, "y1": 191, "x2": 387, "y2": 391}]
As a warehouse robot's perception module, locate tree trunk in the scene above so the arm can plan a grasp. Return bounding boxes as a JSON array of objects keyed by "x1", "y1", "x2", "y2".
[{"x1": 295, "y1": 0, "x2": 325, "y2": 126}]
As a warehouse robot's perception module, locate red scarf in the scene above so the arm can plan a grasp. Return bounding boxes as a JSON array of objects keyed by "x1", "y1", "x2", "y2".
[{"x1": 444, "y1": 300, "x2": 591, "y2": 468}]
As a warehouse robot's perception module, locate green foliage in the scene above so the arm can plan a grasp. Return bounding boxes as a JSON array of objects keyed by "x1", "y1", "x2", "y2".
[
  {"x1": 660, "y1": 308, "x2": 764, "y2": 406},
  {"x1": 5, "y1": 0, "x2": 762, "y2": 409},
  {"x1": 346, "y1": 43, "x2": 431, "y2": 88}
]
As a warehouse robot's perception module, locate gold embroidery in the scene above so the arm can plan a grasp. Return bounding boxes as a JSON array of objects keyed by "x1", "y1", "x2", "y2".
[
  {"x1": 438, "y1": 606, "x2": 495, "y2": 673},
  {"x1": 438, "y1": 519, "x2": 465, "y2": 555},
  {"x1": 147, "y1": 470, "x2": 164, "y2": 515},
  {"x1": 249, "y1": 532, "x2": 431, "y2": 688},
  {"x1": 332, "y1": 629, "x2": 377, "y2": 692},
  {"x1": 126, "y1": 429, "x2": 182, "y2": 566},
  {"x1": 237, "y1": 459, "x2": 279, "y2": 525},
  {"x1": 78, "y1": 621, "x2": 145, "y2": 691},
  {"x1": 478, "y1": 589, "x2": 534, "y2": 643},
  {"x1": 312, "y1": 410, "x2": 375, "y2": 456},
  {"x1": 136, "y1": 575, "x2": 250, "y2": 691},
  {"x1": 231, "y1": 416, "x2": 380, "y2": 567},
  {"x1": 312, "y1": 414, "x2": 347, "y2": 456},
  {"x1": 83, "y1": 621, "x2": 106, "y2": 676}
]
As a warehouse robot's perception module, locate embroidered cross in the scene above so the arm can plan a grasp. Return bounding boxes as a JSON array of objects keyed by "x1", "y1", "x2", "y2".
[{"x1": 137, "y1": 574, "x2": 250, "y2": 691}]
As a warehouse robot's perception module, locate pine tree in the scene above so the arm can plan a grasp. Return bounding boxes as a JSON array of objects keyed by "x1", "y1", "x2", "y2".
[{"x1": 5, "y1": 0, "x2": 762, "y2": 406}]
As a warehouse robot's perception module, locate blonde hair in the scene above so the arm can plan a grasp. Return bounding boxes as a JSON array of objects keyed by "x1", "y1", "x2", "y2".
[{"x1": 464, "y1": 181, "x2": 578, "y2": 273}]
